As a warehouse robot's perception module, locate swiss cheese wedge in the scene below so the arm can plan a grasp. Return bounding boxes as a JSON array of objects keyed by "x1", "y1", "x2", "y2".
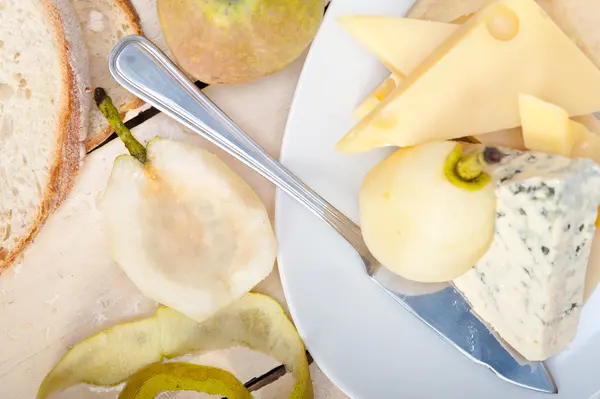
[{"x1": 336, "y1": 0, "x2": 600, "y2": 153}]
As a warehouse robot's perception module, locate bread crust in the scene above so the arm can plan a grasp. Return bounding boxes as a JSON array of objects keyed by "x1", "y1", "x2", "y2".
[
  {"x1": 0, "y1": 0, "x2": 88, "y2": 271},
  {"x1": 83, "y1": 0, "x2": 144, "y2": 152},
  {"x1": 52, "y1": 0, "x2": 92, "y2": 202},
  {"x1": 0, "y1": 1, "x2": 73, "y2": 270},
  {"x1": 54, "y1": 64, "x2": 85, "y2": 206}
]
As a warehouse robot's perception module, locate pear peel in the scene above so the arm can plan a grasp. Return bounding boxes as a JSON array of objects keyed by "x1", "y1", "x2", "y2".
[
  {"x1": 118, "y1": 363, "x2": 252, "y2": 399},
  {"x1": 102, "y1": 137, "x2": 277, "y2": 323},
  {"x1": 37, "y1": 293, "x2": 312, "y2": 399}
]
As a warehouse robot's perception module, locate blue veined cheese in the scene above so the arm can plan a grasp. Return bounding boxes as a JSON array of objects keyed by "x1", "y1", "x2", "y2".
[{"x1": 453, "y1": 150, "x2": 600, "y2": 361}]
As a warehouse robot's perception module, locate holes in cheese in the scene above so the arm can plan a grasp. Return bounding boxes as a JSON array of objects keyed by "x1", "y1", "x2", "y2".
[
  {"x1": 485, "y1": 5, "x2": 519, "y2": 41},
  {"x1": 353, "y1": 74, "x2": 401, "y2": 120}
]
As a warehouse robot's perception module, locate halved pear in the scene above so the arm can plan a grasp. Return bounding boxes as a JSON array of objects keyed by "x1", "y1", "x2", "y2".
[
  {"x1": 102, "y1": 137, "x2": 277, "y2": 323},
  {"x1": 359, "y1": 141, "x2": 496, "y2": 282}
]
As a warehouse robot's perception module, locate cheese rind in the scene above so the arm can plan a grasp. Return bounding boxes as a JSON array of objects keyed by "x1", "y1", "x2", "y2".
[
  {"x1": 336, "y1": 0, "x2": 600, "y2": 153},
  {"x1": 454, "y1": 151, "x2": 600, "y2": 361}
]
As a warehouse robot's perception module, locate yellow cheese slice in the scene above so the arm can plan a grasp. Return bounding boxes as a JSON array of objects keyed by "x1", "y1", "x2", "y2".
[
  {"x1": 519, "y1": 94, "x2": 576, "y2": 156},
  {"x1": 339, "y1": 15, "x2": 457, "y2": 75},
  {"x1": 336, "y1": 0, "x2": 600, "y2": 153},
  {"x1": 519, "y1": 94, "x2": 600, "y2": 162}
]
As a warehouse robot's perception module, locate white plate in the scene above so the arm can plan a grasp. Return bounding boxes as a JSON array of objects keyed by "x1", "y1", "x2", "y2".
[{"x1": 275, "y1": 0, "x2": 600, "y2": 398}]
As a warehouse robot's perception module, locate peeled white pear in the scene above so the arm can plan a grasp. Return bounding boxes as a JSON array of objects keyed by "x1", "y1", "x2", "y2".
[
  {"x1": 102, "y1": 137, "x2": 277, "y2": 322},
  {"x1": 359, "y1": 141, "x2": 496, "y2": 283}
]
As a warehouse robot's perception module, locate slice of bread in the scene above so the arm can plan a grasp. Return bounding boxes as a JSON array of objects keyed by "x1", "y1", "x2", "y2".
[
  {"x1": 0, "y1": 0, "x2": 89, "y2": 270},
  {"x1": 74, "y1": 0, "x2": 143, "y2": 151}
]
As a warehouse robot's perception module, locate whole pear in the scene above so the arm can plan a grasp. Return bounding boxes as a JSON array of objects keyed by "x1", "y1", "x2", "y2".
[{"x1": 158, "y1": 0, "x2": 324, "y2": 84}]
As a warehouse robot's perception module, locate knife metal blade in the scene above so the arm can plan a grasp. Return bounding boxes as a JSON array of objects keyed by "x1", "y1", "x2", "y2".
[{"x1": 373, "y1": 267, "x2": 557, "y2": 394}]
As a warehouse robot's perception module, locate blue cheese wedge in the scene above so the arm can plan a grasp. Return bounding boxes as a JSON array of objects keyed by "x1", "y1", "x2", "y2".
[{"x1": 454, "y1": 150, "x2": 600, "y2": 361}]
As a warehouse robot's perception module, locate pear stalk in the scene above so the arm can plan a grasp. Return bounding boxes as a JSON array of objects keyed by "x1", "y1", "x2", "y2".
[
  {"x1": 94, "y1": 88, "x2": 147, "y2": 164},
  {"x1": 456, "y1": 146, "x2": 505, "y2": 180},
  {"x1": 445, "y1": 144, "x2": 504, "y2": 191},
  {"x1": 456, "y1": 151, "x2": 488, "y2": 181}
]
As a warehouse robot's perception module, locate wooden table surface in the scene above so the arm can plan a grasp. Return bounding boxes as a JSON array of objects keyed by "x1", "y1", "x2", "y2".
[{"x1": 0, "y1": 1, "x2": 348, "y2": 397}]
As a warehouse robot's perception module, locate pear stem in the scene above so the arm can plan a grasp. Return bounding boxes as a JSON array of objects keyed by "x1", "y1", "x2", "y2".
[
  {"x1": 94, "y1": 88, "x2": 147, "y2": 164},
  {"x1": 456, "y1": 152, "x2": 487, "y2": 181},
  {"x1": 456, "y1": 146, "x2": 504, "y2": 181},
  {"x1": 444, "y1": 144, "x2": 504, "y2": 191}
]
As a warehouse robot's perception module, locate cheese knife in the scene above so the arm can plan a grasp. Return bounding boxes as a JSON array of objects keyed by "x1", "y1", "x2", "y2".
[{"x1": 108, "y1": 35, "x2": 557, "y2": 394}]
